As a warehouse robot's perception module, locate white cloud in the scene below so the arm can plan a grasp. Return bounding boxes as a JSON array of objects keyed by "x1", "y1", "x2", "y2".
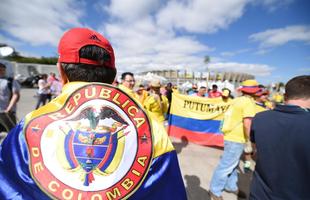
[
  {"x1": 0, "y1": 1, "x2": 281, "y2": 79},
  {"x1": 156, "y1": 0, "x2": 248, "y2": 33},
  {"x1": 0, "y1": 0, "x2": 83, "y2": 46},
  {"x1": 99, "y1": 13, "x2": 213, "y2": 73},
  {"x1": 249, "y1": 25, "x2": 310, "y2": 48},
  {"x1": 99, "y1": 1, "x2": 254, "y2": 73},
  {"x1": 102, "y1": 25, "x2": 212, "y2": 72},
  {"x1": 209, "y1": 62, "x2": 274, "y2": 76},
  {"x1": 220, "y1": 49, "x2": 251, "y2": 57}
]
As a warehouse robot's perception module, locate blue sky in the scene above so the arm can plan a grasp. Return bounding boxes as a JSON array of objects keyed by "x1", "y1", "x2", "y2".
[{"x1": 0, "y1": 0, "x2": 309, "y2": 84}]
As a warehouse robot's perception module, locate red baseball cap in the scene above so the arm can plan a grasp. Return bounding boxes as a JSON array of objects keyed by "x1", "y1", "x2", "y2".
[{"x1": 58, "y1": 27, "x2": 115, "y2": 69}]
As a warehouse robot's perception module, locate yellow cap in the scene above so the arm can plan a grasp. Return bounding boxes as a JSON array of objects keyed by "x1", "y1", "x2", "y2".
[{"x1": 239, "y1": 79, "x2": 261, "y2": 94}]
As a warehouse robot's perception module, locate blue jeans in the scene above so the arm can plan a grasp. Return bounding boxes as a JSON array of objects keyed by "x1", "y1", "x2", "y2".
[
  {"x1": 209, "y1": 140, "x2": 244, "y2": 197},
  {"x1": 35, "y1": 93, "x2": 48, "y2": 109}
]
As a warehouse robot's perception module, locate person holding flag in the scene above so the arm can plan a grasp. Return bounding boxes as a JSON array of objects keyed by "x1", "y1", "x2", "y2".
[{"x1": 0, "y1": 27, "x2": 186, "y2": 200}]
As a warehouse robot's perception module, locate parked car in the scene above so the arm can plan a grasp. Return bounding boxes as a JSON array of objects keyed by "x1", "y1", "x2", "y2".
[{"x1": 20, "y1": 74, "x2": 44, "y2": 88}]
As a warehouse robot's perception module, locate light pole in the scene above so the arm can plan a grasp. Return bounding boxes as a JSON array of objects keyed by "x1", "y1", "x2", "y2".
[{"x1": 204, "y1": 55, "x2": 210, "y2": 87}]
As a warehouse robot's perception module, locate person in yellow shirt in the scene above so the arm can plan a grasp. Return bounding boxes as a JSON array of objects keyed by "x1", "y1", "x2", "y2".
[
  {"x1": 144, "y1": 80, "x2": 169, "y2": 123},
  {"x1": 118, "y1": 72, "x2": 139, "y2": 100},
  {"x1": 257, "y1": 85, "x2": 274, "y2": 109},
  {"x1": 209, "y1": 80, "x2": 260, "y2": 200},
  {"x1": 221, "y1": 88, "x2": 233, "y2": 103},
  {"x1": 243, "y1": 87, "x2": 271, "y2": 173},
  {"x1": 136, "y1": 84, "x2": 148, "y2": 105},
  {"x1": 272, "y1": 90, "x2": 284, "y2": 104},
  {"x1": 255, "y1": 89, "x2": 271, "y2": 112}
]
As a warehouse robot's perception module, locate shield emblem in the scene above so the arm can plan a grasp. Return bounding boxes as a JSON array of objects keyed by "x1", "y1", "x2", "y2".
[
  {"x1": 64, "y1": 129, "x2": 120, "y2": 186},
  {"x1": 25, "y1": 83, "x2": 153, "y2": 199}
]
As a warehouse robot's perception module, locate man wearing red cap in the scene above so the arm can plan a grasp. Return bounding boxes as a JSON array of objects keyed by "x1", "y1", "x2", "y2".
[
  {"x1": 209, "y1": 79, "x2": 260, "y2": 200},
  {"x1": 0, "y1": 28, "x2": 186, "y2": 200},
  {"x1": 243, "y1": 85, "x2": 271, "y2": 173}
]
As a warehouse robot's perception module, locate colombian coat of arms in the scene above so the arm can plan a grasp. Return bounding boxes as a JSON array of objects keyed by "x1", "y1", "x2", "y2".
[{"x1": 25, "y1": 83, "x2": 153, "y2": 200}]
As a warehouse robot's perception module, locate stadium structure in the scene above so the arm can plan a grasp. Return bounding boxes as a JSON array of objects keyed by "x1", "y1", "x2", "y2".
[{"x1": 138, "y1": 69, "x2": 254, "y2": 87}]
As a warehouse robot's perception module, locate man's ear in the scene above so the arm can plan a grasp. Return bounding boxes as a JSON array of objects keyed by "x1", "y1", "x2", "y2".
[
  {"x1": 284, "y1": 93, "x2": 288, "y2": 103},
  {"x1": 57, "y1": 62, "x2": 68, "y2": 85}
]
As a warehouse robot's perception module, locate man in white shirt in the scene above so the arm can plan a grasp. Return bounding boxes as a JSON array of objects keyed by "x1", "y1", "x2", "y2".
[{"x1": 35, "y1": 74, "x2": 50, "y2": 109}]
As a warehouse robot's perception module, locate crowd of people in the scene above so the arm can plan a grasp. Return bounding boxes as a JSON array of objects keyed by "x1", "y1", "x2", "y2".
[{"x1": 0, "y1": 27, "x2": 309, "y2": 200}]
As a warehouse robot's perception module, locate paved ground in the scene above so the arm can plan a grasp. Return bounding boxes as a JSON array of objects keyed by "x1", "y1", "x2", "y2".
[{"x1": 5, "y1": 88, "x2": 253, "y2": 200}]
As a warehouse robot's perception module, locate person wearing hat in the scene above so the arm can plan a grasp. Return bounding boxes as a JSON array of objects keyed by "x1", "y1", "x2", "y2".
[
  {"x1": 250, "y1": 75, "x2": 310, "y2": 199},
  {"x1": 256, "y1": 85, "x2": 274, "y2": 109},
  {"x1": 209, "y1": 79, "x2": 260, "y2": 200},
  {"x1": 243, "y1": 85, "x2": 271, "y2": 173},
  {"x1": 0, "y1": 28, "x2": 186, "y2": 199},
  {"x1": 221, "y1": 88, "x2": 233, "y2": 103},
  {"x1": 136, "y1": 84, "x2": 148, "y2": 105},
  {"x1": 254, "y1": 86, "x2": 272, "y2": 112},
  {"x1": 0, "y1": 61, "x2": 20, "y2": 135},
  {"x1": 144, "y1": 79, "x2": 169, "y2": 123}
]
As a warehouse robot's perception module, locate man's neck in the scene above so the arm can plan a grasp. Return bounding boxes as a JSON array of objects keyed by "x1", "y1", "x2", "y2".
[{"x1": 285, "y1": 99, "x2": 310, "y2": 109}]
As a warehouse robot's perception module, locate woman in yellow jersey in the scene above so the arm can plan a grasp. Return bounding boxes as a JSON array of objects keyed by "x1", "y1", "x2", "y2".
[
  {"x1": 144, "y1": 80, "x2": 169, "y2": 123},
  {"x1": 136, "y1": 84, "x2": 148, "y2": 105},
  {"x1": 221, "y1": 88, "x2": 233, "y2": 103}
]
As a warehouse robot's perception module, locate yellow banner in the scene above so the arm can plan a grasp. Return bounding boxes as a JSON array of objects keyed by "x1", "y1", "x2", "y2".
[{"x1": 170, "y1": 93, "x2": 231, "y2": 120}]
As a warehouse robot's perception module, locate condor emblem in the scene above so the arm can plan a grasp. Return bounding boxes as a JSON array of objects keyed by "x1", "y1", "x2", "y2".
[{"x1": 25, "y1": 83, "x2": 153, "y2": 200}]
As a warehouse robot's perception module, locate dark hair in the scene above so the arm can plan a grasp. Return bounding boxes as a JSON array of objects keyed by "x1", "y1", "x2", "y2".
[
  {"x1": 121, "y1": 72, "x2": 134, "y2": 80},
  {"x1": 258, "y1": 84, "x2": 265, "y2": 89},
  {"x1": 285, "y1": 75, "x2": 310, "y2": 100},
  {"x1": 199, "y1": 86, "x2": 207, "y2": 89},
  {"x1": 61, "y1": 45, "x2": 116, "y2": 83},
  {"x1": 212, "y1": 84, "x2": 218, "y2": 89},
  {"x1": 222, "y1": 88, "x2": 231, "y2": 93},
  {"x1": 0, "y1": 63, "x2": 6, "y2": 68}
]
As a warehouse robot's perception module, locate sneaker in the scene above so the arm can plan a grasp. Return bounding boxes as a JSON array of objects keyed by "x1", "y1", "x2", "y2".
[{"x1": 208, "y1": 191, "x2": 223, "y2": 200}]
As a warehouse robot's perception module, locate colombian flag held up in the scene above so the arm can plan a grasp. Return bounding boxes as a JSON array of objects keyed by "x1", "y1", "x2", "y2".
[
  {"x1": 168, "y1": 93, "x2": 231, "y2": 147},
  {"x1": 0, "y1": 83, "x2": 186, "y2": 200}
]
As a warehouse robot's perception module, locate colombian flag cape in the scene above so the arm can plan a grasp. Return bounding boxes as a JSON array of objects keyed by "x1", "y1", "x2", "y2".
[
  {"x1": 168, "y1": 93, "x2": 231, "y2": 147},
  {"x1": 0, "y1": 82, "x2": 186, "y2": 200}
]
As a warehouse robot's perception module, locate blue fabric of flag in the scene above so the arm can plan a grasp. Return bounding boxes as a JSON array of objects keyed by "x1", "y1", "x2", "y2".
[{"x1": 0, "y1": 120, "x2": 187, "y2": 200}]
